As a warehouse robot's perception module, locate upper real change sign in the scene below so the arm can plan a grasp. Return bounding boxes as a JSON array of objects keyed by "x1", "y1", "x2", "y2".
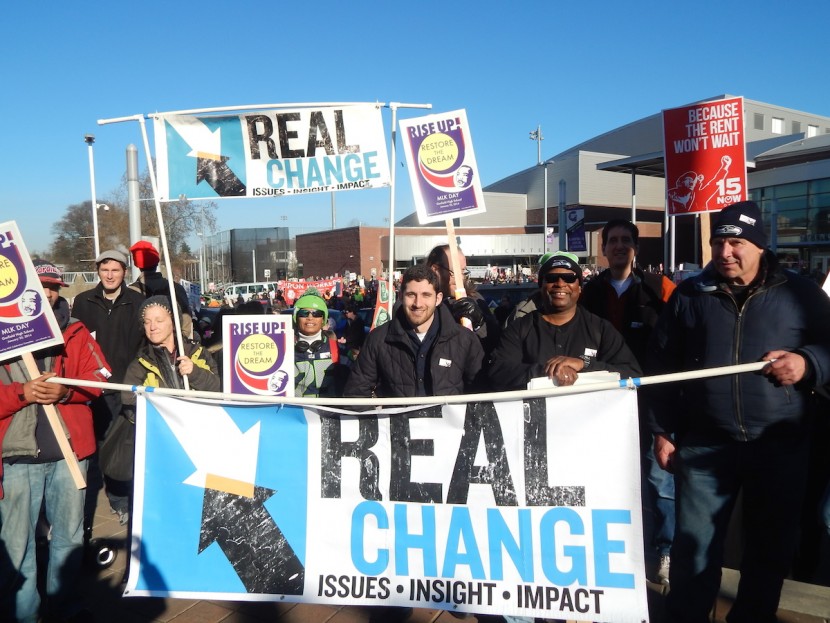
[
  {"x1": 153, "y1": 105, "x2": 391, "y2": 202},
  {"x1": 399, "y1": 109, "x2": 486, "y2": 224},
  {"x1": 0, "y1": 221, "x2": 64, "y2": 362},
  {"x1": 662, "y1": 96, "x2": 747, "y2": 216}
]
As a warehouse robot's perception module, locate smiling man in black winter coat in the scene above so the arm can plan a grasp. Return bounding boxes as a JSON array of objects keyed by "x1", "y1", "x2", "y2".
[{"x1": 344, "y1": 264, "x2": 483, "y2": 399}]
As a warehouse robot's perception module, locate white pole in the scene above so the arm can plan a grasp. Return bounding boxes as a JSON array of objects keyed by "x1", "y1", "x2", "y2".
[
  {"x1": 252, "y1": 248, "x2": 256, "y2": 281},
  {"x1": 387, "y1": 104, "x2": 399, "y2": 306},
  {"x1": 136, "y1": 116, "x2": 190, "y2": 390},
  {"x1": 85, "y1": 135, "x2": 100, "y2": 262},
  {"x1": 386, "y1": 102, "x2": 432, "y2": 303},
  {"x1": 631, "y1": 168, "x2": 637, "y2": 224},
  {"x1": 50, "y1": 360, "x2": 768, "y2": 408},
  {"x1": 98, "y1": 102, "x2": 387, "y2": 124}
]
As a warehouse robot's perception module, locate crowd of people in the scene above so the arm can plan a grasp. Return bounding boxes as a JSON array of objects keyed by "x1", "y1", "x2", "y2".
[{"x1": 2, "y1": 201, "x2": 830, "y2": 622}]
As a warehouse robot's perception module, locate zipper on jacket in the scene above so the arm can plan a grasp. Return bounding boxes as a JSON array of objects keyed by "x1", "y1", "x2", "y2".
[{"x1": 725, "y1": 280, "x2": 781, "y2": 441}]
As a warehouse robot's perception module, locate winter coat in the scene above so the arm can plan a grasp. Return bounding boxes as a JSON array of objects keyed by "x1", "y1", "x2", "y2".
[
  {"x1": 121, "y1": 339, "x2": 220, "y2": 413},
  {"x1": 646, "y1": 253, "x2": 830, "y2": 441},
  {"x1": 0, "y1": 319, "x2": 109, "y2": 498},
  {"x1": 344, "y1": 304, "x2": 484, "y2": 398},
  {"x1": 488, "y1": 306, "x2": 642, "y2": 391},
  {"x1": 71, "y1": 283, "x2": 145, "y2": 383},
  {"x1": 580, "y1": 268, "x2": 674, "y2": 367}
]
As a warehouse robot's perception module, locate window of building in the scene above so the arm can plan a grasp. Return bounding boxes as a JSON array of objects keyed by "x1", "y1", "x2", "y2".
[
  {"x1": 753, "y1": 113, "x2": 764, "y2": 131},
  {"x1": 771, "y1": 117, "x2": 785, "y2": 134},
  {"x1": 807, "y1": 124, "x2": 819, "y2": 138}
]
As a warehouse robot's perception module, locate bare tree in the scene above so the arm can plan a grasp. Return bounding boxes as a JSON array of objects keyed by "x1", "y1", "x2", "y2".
[{"x1": 49, "y1": 165, "x2": 218, "y2": 272}]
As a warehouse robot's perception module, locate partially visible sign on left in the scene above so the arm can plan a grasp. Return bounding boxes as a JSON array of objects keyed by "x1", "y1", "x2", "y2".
[{"x1": 0, "y1": 221, "x2": 64, "y2": 362}]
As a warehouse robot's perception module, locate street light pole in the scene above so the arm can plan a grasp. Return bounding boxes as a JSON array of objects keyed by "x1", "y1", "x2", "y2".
[
  {"x1": 530, "y1": 126, "x2": 546, "y2": 252},
  {"x1": 84, "y1": 134, "x2": 100, "y2": 260}
]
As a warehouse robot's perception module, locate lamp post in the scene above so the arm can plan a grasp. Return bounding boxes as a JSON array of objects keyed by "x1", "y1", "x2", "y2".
[
  {"x1": 530, "y1": 127, "x2": 548, "y2": 253},
  {"x1": 196, "y1": 231, "x2": 206, "y2": 292},
  {"x1": 84, "y1": 134, "x2": 100, "y2": 260}
]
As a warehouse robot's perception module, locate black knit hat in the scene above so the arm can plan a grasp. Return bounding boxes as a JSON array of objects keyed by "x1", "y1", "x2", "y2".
[
  {"x1": 138, "y1": 295, "x2": 174, "y2": 325},
  {"x1": 711, "y1": 201, "x2": 767, "y2": 249}
]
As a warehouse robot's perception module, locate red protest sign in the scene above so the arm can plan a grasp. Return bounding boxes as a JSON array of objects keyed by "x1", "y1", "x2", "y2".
[{"x1": 662, "y1": 97, "x2": 747, "y2": 216}]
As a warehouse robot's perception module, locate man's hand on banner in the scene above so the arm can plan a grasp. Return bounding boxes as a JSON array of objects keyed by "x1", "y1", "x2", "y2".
[
  {"x1": 543, "y1": 355, "x2": 583, "y2": 386},
  {"x1": 27, "y1": 372, "x2": 69, "y2": 405},
  {"x1": 653, "y1": 434, "x2": 676, "y2": 473}
]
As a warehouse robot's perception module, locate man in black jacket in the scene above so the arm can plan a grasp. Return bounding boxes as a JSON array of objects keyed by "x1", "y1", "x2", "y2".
[
  {"x1": 343, "y1": 264, "x2": 485, "y2": 623},
  {"x1": 647, "y1": 201, "x2": 830, "y2": 623},
  {"x1": 71, "y1": 250, "x2": 145, "y2": 425},
  {"x1": 70, "y1": 249, "x2": 145, "y2": 522},
  {"x1": 344, "y1": 264, "x2": 483, "y2": 399},
  {"x1": 580, "y1": 220, "x2": 676, "y2": 585},
  {"x1": 488, "y1": 252, "x2": 641, "y2": 391}
]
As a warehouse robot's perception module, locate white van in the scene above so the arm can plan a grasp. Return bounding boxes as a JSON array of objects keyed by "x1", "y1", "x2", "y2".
[{"x1": 224, "y1": 282, "x2": 274, "y2": 304}]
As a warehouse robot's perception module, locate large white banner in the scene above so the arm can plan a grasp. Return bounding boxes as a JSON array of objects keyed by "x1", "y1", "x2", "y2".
[
  {"x1": 127, "y1": 390, "x2": 649, "y2": 622},
  {"x1": 154, "y1": 105, "x2": 390, "y2": 201}
]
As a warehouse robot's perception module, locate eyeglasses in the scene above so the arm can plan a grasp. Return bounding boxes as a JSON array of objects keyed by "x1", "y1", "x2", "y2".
[
  {"x1": 436, "y1": 264, "x2": 471, "y2": 278},
  {"x1": 296, "y1": 309, "x2": 325, "y2": 318},
  {"x1": 543, "y1": 272, "x2": 579, "y2": 284}
]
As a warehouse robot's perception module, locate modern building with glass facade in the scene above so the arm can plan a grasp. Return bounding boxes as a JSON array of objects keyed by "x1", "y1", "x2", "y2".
[{"x1": 202, "y1": 227, "x2": 294, "y2": 285}]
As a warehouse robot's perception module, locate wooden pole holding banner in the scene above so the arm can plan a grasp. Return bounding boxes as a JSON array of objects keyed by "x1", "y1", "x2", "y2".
[
  {"x1": 444, "y1": 219, "x2": 473, "y2": 330},
  {"x1": 21, "y1": 353, "x2": 86, "y2": 489}
]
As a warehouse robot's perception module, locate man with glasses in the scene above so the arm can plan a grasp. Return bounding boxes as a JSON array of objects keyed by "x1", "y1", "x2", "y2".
[
  {"x1": 580, "y1": 219, "x2": 677, "y2": 586},
  {"x1": 426, "y1": 244, "x2": 500, "y2": 355},
  {"x1": 488, "y1": 252, "x2": 640, "y2": 390},
  {"x1": 293, "y1": 290, "x2": 347, "y2": 397}
]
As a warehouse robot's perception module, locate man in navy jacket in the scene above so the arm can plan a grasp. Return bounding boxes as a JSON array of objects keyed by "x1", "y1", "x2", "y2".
[{"x1": 647, "y1": 201, "x2": 830, "y2": 623}]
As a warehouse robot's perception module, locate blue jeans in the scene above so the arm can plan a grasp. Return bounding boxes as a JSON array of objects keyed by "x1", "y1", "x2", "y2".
[
  {"x1": 667, "y1": 434, "x2": 809, "y2": 623},
  {"x1": 0, "y1": 459, "x2": 88, "y2": 623},
  {"x1": 641, "y1": 434, "x2": 675, "y2": 559}
]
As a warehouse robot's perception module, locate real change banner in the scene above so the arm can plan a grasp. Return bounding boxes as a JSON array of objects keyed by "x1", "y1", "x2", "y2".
[
  {"x1": 154, "y1": 105, "x2": 391, "y2": 201},
  {"x1": 663, "y1": 96, "x2": 747, "y2": 216},
  {"x1": 400, "y1": 109, "x2": 487, "y2": 224},
  {"x1": 127, "y1": 390, "x2": 649, "y2": 623},
  {"x1": 0, "y1": 221, "x2": 64, "y2": 362}
]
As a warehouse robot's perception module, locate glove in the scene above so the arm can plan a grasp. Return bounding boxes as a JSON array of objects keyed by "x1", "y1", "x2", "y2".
[{"x1": 451, "y1": 297, "x2": 484, "y2": 331}]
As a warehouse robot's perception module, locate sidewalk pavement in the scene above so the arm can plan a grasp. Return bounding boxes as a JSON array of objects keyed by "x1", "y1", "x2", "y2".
[{"x1": 77, "y1": 487, "x2": 830, "y2": 623}]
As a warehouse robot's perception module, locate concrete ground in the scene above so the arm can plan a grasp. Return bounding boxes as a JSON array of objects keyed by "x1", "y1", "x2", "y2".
[{"x1": 72, "y1": 487, "x2": 830, "y2": 623}]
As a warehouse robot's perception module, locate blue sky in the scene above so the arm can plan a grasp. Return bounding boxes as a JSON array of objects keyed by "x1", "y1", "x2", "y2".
[{"x1": 2, "y1": 1, "x2": 828, "y2": 256}]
